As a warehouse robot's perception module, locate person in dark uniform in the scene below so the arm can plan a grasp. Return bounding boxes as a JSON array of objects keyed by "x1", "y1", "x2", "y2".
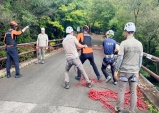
[
  {"x1": 75, "y1": 25, "x2": 102, "y2": 81},
  {"x1": 101, "y1": 30, "x2": 117, "y2": 85},
  {"x1": 3, "y1": 21, "x2": 29, "y2": 78}
]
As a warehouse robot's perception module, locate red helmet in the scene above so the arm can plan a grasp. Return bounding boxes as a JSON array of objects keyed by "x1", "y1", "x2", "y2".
[{"x1": 10, "y1": 21, "x2": 18, "y2": 27}]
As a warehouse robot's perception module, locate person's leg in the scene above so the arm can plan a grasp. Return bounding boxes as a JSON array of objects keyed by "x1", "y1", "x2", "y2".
[
  {"x1": 110, "y1": 60, "x2": 117, "y2": 83},
  {"x1": 88, "y1": 53, "x2": 101, "y2": 79},
  {"x1": 101, "y1": 58, "x2": 111, "y2": 82},
  {"x1": 64, "y1": 60, "x2": 72, "y2": 89},
  {"x1": 129, "y1": 75, "x2": 138, "y2": 113},
  {"x1": 101, "y1": 61, "x2": 108, "y2": 78},
  {"x1": 73, "y1": 58, "x2": 92, "y2": 87},
  {"x1": 6, "y1": 47, "x2": 12, "y2": 78},
  {"x1": 41, "y1": 48, "x2": 45, "y2": 64},
  {"x1": 116, "y1": 73, "x2": 128, "y2": 111},
  {"x1": 10, "y1": 47, "x2": 21, "y2": 77},
  {"x1": 38, "y1": 48, "x2": 42, "y2": 61},
  {"x1": 76, "y1": 55, "x2": 86, "y2": 79},
  {"x1": 65, "y1": 63, "x2": 72, "y2": 83}
]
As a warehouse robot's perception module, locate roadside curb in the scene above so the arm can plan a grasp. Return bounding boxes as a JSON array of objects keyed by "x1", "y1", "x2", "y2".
[{"x1": 0, "y1": 48, "x2": 63, "y2": 78}]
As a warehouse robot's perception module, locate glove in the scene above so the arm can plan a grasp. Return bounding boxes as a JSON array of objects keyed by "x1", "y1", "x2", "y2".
[{"x1": 22, "y1": 25, "x2": 29, "y2": 32}]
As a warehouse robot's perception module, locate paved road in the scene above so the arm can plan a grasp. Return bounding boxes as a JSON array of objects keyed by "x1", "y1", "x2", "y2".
[{"x1": 0, "y1": 39, "x2": 149, "y2": 113}]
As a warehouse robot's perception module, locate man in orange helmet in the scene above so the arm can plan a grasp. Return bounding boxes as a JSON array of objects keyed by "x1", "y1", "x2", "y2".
[
  {"x1": 3, "y1": 21, "x2": 29, "y2": 78},
  {"x1": 75, "y1": 25, "x2": 102, "y2": 81}
]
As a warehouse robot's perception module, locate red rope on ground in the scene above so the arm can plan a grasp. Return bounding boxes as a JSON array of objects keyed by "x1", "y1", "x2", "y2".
[{"x1": 74, "y1": 66, "x2": 148, "y2": 113}]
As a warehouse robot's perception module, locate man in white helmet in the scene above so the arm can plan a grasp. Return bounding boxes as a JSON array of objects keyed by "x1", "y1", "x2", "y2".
[
  {"x1": 62, "y1": 26, "x2": 93, "y2": 89},
  {"x1": 36, "y1": 28, "x2": 48, "y2": 64},
  {"x1": 115, "y1": 22, "x2": 143, "y2": 113},
  {"x1": 101, "y1": 30, "x2": 118, "y2": 85}
]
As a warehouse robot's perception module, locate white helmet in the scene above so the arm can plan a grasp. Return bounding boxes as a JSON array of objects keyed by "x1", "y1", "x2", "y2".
[
  {"x1": 107, "y1": 30, "x2": 114, "y2": 36},
  {"x1": 124, "y1": 22, "x2": 136, "y2": 32},
  {"x1": 41, "y1": 28, "x2": 45, "y2": 31},
  {"x1": 66, "y1": 26, "x2": 73, "y2": 33}
]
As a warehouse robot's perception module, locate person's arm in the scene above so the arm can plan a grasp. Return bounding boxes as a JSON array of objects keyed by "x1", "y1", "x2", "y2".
[
  {"x1": 12, "y1": 30, "x2": 23, "y2": 37},
  {"x1": 74, "y1": 37, "x2": 86, "y2": 48},
  {"x1": 139, "y1": 43, "x2": 143, "y2": 68},
  {"x1": 115, "y1": 42, "x2": 124, "y2": 71},
  {"x1": 46, "y1": 35, "x2": 49, "y2": 49},
  {"x1": 3, "y1": 34, "x2": 6, "y2": 45},
  {"x1": 116, "y1": 55, "x2": 123, "y2": 71}
]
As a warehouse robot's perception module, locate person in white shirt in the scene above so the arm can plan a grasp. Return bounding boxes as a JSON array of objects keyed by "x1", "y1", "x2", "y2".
[{"x1": 36, "y1": 28, "x2": 48, "y2": 64}]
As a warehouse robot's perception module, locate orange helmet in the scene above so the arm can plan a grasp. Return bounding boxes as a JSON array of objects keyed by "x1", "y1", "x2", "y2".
[{"x1": 10, "y1": 21, "x2": 18, "y2": 27}]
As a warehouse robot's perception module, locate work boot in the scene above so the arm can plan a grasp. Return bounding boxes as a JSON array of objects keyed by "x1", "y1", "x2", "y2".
[
  {"x1": 15, "y1": 74, "x2": 22, "y2": 78},
  {"x1": 106, "y1": 76, "x2": 112, "y2": 83},
  {"x1": 75, "y1": 76, "x2": 81, "y2": 81},
  {"x1": 97, "y1": 75, "x2": 102, "y2": 81},
  {"x1": 7, "y1": 74, "x2": 11, "y2": 78},
  {"x1": 87, "y1": 82, "x2": 93, "y2": 88},
  {"x1": 41, "y1": 59, "x2": 44, "y2": 64},
  {"x1": 63, "y1": 82, "x2": 70, "y2": 89}
]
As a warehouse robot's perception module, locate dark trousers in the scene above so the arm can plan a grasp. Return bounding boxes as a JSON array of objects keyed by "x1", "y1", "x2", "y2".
[
  {"x1": 77, "y1": 53, "x2": 100, "y2": 78},
  {"x1": 6, "y1": 46, "x2": 20, "y2": 75},
  {"x1": 101, "y1": 58, "x2": 116, "y2": 82}
]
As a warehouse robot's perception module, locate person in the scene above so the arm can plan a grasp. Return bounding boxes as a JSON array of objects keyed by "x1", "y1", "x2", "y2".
[
  {"x1": 3, "y1": 21, "x2": 29, "y2": 78},
  {"x1": 101, "y1": 31, "x2": 108, "y2": 41},
  {"x1": 75, "y1": 25, "x2": 102, "y2": 81},
  {"x1": 62, "y1": 26, "x2": 93, "y2": 89},
  {"x1": 101, "y1": 30, "x2": 118, "y2": 85},
  {"x1": 36, "y1": 28, "x2": 48, "y2": 64},
  {"x1": 115, "y1": 22, "x2": 143, "y2": 113}
]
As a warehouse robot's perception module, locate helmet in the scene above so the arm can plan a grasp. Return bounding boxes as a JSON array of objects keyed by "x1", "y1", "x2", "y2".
[
  {"x1": 66, "y1": 26, "x2": 73, "y2": 33},
  {"x1": 107, "y1": 30, "x2": 114, "y2": 36},
  {"x1": 83, "y1": 25, "x2": 89, "y2": 32},
  {"x1": 124, "y1": 22, "x2": 136, "y2": 32},
  {"x1": 41, "y1": 28, "x2": 45, "y2": 31},
  {"x1": 10, "y1": 21, "x2": 18, "y2": 27}
]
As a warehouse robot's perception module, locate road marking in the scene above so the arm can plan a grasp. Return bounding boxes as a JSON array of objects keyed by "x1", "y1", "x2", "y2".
[
  {"x1": 0, "y1": 101, "x2": 105, "y2": 113},
  {"x1": 0, "y1": 101, "x2": 36, "y2": 113}
]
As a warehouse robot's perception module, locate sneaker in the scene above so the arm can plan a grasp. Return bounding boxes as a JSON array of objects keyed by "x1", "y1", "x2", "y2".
[
  {"x1": 115, "y1": 106, "x2": 122, "y2": 113},
  {"x1": 97, "y1": 75, "x2": 102, "y2": 80},
  {"x1": 15, "y1": 74, "x2": 22, "y2": 78},
  {"x1": 63, "y1": 82, "x2": 70, "y2": 89},
  {"x1": 75, "y1": 76, "x2": 81, "y2": 81},
  {"x1": 106, "y1": 76, "x2": 112, "y2": 83},
  {"x1": 35, "y1": 60, "x2": 41, "y2": 64},
  {"x1": 114, "y1": 81, "x2": 118, "y2": 85},
  {"x1": 87, "y1": 82, "x2": 93, "y2": 88},
  {"x1": 41, "y1": 60, "x2": 45, "y2": 64},
  {"x1": 7, "y1": 74, "x2": 11, "y2": 78}
]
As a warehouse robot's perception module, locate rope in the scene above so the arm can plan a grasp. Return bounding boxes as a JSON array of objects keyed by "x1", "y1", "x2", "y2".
[{"x1": 74, "y1": 66, "x2": 148, "y2": 113}]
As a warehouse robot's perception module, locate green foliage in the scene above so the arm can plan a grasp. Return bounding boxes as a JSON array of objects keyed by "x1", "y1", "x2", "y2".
[
  {"x1": 147, "y1": 101, "x2": 159, "y2": 113},
  {"x1": 0, "y1": 50, "x2": 6, "y2": 57}
]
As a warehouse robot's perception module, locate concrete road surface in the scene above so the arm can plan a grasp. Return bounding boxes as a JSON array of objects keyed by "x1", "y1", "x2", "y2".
[{"x1": 0, "y1": 39, "x2": 149, "y2": 113}]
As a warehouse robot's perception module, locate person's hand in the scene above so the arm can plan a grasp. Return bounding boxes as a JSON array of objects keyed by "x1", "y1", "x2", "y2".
[
  {"x1": 36, "y1": 46, "x2": 38, "y2": 49},
  {"x1": 22, "y1": 25, "x2": 29, "y2": 32},
  {"x1": 46, "y1": 47, "x2": 48, "y2": 50},
  {"x1": 84, "y1": 44, "x2": 87, "y2": 48}
]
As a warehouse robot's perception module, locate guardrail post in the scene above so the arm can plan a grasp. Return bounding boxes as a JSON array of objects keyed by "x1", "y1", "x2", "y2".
[
  {"x1": 34, "y1": 44, "x2": 37, "y2": 58},
  {"x1": 48, "y1": 42, "x2": 50, "y2": 53}
]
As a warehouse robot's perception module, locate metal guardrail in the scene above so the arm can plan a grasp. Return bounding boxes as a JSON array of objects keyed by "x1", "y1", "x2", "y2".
[
  {"x1": 141, "y1": 52, "x2": 159, "y2": 81},
  {"x1": 0, "y1": 39, "x2": 63, "y2": 70}
]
